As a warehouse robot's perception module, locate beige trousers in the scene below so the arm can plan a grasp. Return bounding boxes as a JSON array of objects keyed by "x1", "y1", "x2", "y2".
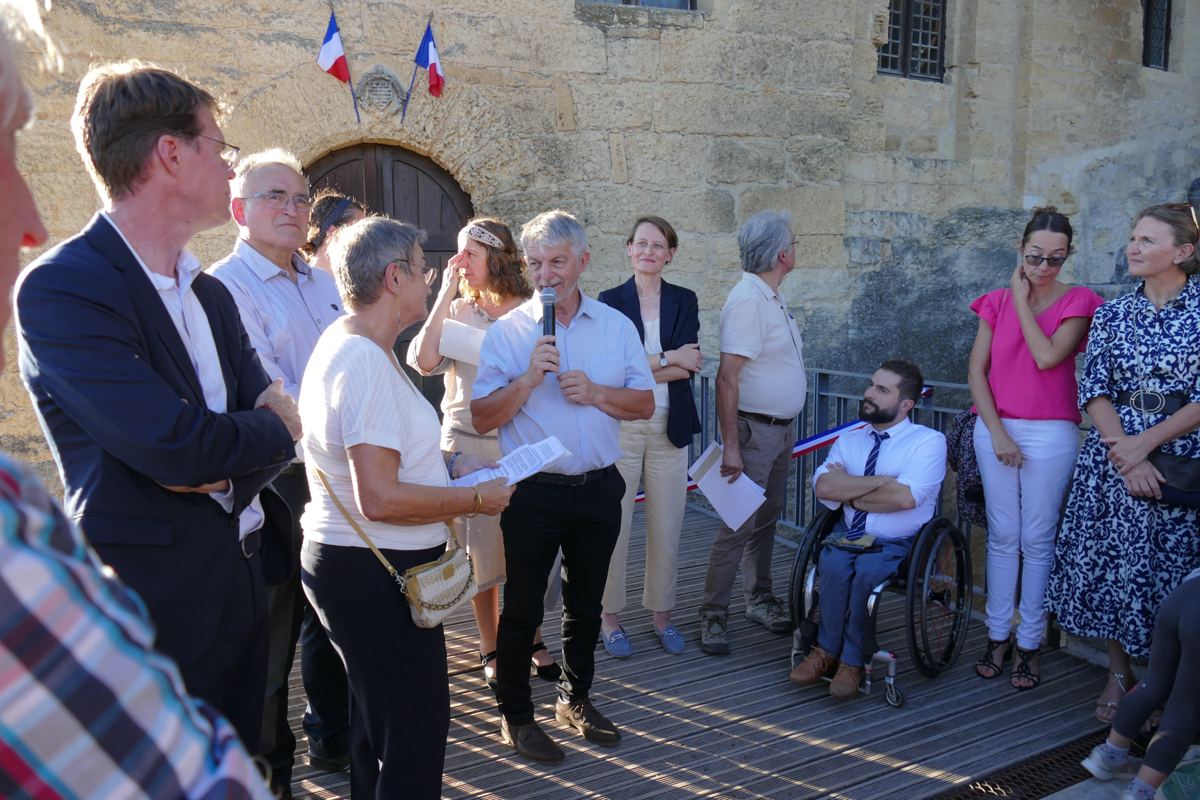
[
  {"x1": 602, "y1": 408, "x2": 690, "y2": 614},
  {"x1": 445, "y1": 429, "x2": 506, "y2": 591}
]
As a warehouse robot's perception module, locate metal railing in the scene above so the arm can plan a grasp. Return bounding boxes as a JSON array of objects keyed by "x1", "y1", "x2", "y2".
[{"x1": 687, "y1": 368, "x2": 973, "y2": 537}]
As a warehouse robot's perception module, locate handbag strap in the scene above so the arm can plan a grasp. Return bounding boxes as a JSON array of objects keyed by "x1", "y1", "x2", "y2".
[{"x1": 315, "y1": 468, "x2": 408, "y2": 589}]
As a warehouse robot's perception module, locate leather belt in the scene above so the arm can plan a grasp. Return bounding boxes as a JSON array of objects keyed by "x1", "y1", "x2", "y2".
[
  {"x1": 240, "y1": 529, "x2": 262, "y2": 559},
  {"x1": 1114, "y1": 389, "x2": 1188, "y2": 416},
  {"x1": 738, "y1": 410, "x2": 794, "y2": 427},
  {"x1": 526, "y1": 465, "x2": 616, "y2": 487}
]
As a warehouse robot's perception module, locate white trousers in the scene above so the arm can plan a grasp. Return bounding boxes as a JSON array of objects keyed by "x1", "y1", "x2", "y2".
[
  {"x1": 973, "y1": 416, "x2": 1079, "y2": 649},
  {"x1": 603, "y1": 408, "x2": 690, "y2": 614}
]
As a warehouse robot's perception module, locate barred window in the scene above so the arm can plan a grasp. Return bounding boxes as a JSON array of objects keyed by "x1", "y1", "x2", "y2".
[
  {"x1": 1143, "y1": 0, "x2": 1171, "y2": 70},
  {"x1": 587, "y1": 0, "x2": 697, "y2": 8},
  {"x1": 878, "y1": 0, "x2": 947, "y2": 82}
]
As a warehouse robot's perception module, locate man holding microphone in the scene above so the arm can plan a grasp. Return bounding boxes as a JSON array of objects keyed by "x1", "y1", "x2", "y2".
[{"x1": 472, "y1": 209, "x2": 654, "y2": 764}]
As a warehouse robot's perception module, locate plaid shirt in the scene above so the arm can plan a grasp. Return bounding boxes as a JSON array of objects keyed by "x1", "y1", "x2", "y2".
[{"x1": 0, "y1": 454, "x2": 273, "y2": 800}]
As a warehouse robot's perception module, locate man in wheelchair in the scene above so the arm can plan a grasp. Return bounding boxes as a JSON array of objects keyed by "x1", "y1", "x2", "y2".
[{"x1": 789, "y1": 360, "x2": 947, "y2": 699}]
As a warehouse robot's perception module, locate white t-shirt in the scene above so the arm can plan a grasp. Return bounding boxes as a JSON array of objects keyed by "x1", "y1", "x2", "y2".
[{"x1": 300, "y1": 326, "x2": 449, "y2": 551}]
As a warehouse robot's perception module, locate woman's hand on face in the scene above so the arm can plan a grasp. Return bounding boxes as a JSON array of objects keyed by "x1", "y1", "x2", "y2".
[
  {"x1": 476, "y1": 476, "x2": 515, "y2": 516},
  {"x1": 991, "y1": 428, "x2": 1024, "y2": 468},
  {"x1": 669, "y1": 343, "x2": 702, "y2": 372},
  {"x1": 1121, "y1": 459, "x2": 1164, "y2": 500},
  {"x1": 438, "y1": 252, "x2": 464, "y2": 300},
  {"x1": 1102, "y1": 434, "x2": 1154, "y2": 475},
  {"x1": 1010, "y1": 263, "x2": 1031, "y2": 304},
  {"x1": 454, "y1": 454, "x2": 498, "y2": 479}
]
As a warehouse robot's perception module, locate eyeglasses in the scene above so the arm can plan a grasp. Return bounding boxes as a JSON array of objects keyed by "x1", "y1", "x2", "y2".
[
  {"x1": 241, "y1": 190, "x2": 313, "y2": 211},
  {"x1": 195, "y1": 134, "x2": 240, "y2": 167},
  {"x1": 1190, "y1": 204, "x2": 1199, "y2": 234},
  {"x1": 632, "y1": 240, "x2": 669, "y2": 254},
  {"x1": 791, "y1": 237, "x2": 801, "y2": 247},
  {"x1": 1023, "y1": 253, "x2": 1067, "y2": 268},
  {"x1": 394, "y1": 258, "x2": 438, "y2": 286}
]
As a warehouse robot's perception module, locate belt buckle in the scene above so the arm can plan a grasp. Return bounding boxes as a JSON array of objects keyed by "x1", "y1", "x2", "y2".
[{"x1": 1129, "y1": 388, "x2": 1166, "y2": 414}]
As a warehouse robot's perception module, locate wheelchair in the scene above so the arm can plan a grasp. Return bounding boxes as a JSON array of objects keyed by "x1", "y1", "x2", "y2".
[{"x1": 788, "y1": 507, "x2": 972, "y2": 707}]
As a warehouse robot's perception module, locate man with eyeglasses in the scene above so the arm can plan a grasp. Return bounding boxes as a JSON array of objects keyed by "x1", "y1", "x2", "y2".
[
  {"x1": 15, "y1": 63, "x2": 301, "y2": 756},
  {"x1": 209, "y1": 150, "x2": 346, "y2": 796}
]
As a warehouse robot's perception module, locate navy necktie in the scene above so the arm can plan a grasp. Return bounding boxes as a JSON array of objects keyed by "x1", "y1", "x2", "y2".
[{"x1": 847, "y1": 431, "x2": 889, "y2": 540}]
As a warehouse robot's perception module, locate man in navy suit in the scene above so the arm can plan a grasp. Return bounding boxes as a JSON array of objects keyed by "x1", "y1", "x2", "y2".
[{"x1": 14, "y1": 62, "x2": 300, "y2": 753}]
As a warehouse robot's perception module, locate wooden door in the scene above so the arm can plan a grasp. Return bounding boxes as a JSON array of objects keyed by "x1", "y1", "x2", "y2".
[{"x1": 306, "y1": 145, "x2": 473, "y2": 410}]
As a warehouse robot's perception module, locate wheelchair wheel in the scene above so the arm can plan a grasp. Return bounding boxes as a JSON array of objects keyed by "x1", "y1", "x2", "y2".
[
  {"x1": 885, "y1": 683, "x2": 904, "y2": 708},
  {"x1": 788, "y1": 509, "x2": 836, "y2": 628},
  {"x1": 905, "y1": 518, "x2": 972, "y2": 677}
]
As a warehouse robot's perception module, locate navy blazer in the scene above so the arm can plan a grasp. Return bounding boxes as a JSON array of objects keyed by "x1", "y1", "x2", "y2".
[
  {"x1": 598, "y1": 277, "x2": 702, "y2": 448},
  {"x1": 14, "y1": 214, "x2": 295, "y2": 667}
]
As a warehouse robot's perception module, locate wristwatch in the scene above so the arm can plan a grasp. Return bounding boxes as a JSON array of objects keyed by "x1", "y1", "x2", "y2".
[{"x1": 658, "y1": 353, "x2": 669, "y2": 368}]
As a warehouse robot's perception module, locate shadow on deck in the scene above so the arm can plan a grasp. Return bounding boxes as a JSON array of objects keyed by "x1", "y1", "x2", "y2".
[{"x1": 289, "y1": 507, "x2": 1103, "y2": 799}]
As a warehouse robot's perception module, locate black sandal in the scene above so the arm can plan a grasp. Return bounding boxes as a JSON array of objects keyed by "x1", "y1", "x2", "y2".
[
  {"x1": 975, "y1": 636, "x2": 1012, "y2": 679},
  {"x1": 480, "y1": 650, "x2": 498, "y2": 689},
  {"x1": 1010, "y1": 646, "x2": 1041, "y2": 691},
  {"x1": 530, "y1": 641, "x2": 562, "y2": 682}
]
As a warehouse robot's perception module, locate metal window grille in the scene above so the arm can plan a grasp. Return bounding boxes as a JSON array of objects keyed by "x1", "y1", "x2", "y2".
[
  {"x1": 1143, "y1": 0, "x2": 1171, "y2": 70},
  {"x1": 878, "y1": 0, "x2": 946, "y2": 81},
  {"x1": 588, "y1": 0, "x2": 697, "y2": 8}
]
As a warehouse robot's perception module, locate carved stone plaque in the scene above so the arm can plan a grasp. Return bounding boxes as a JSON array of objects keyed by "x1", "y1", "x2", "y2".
[{"x1": 356, "y1": 67, "x2": 404, "y2": 117}]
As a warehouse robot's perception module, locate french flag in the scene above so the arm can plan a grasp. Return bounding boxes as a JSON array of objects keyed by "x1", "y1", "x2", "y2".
[
  {"x1": 414, "y1": 23, "x2": 444, "y2": 97},
  {"x1": 317, "y1": 12, "x2": 350, "y2": 83}
]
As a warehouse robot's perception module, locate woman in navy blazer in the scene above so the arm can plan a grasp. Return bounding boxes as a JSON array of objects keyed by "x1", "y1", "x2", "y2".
[{"x1": 598, "y1": 216, "x2": 703, "y2": 657}]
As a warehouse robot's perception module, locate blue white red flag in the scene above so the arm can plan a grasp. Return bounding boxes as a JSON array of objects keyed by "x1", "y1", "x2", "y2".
[
  {"x1": 317, "y1": 12, "x2": 350, "y2": 83},
  {"x1": 414, "y1": 22, "x2": 444, "y2": 97}
]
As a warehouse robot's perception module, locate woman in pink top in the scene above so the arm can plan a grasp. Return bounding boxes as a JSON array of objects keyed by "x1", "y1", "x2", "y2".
[{"x1": 968, "y1": 206, "x2": 1103, "y2": 690}]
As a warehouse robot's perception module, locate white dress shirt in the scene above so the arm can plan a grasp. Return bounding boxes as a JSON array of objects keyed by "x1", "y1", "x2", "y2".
[
  {"x1": 812, "y1": 417, "x2": 947, "y2": 541},
  {"x1": 719, "y1": 272, "x2": 807, "y2": 419},
  {"x1": 473, "y1": 292, "x2": 655, "y2": 475},
  {"x1": 102, "y1": 212, "x2": 262, "y2": 539},
  {"x1": 208, "y1": 239, "x2": 343, "y2": 401}
]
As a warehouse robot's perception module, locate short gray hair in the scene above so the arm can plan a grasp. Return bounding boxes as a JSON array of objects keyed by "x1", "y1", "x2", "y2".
[
  {"x1": 0, "y1": 0, "x2": 60, "y2": 132},
  {"x1": 738, "y1": 210, "x2": 793, "y2": 274},
  {"x1": 330, "y1": 216, "x2": 426, "y2": 311},
  {"x1": 520, "y1": 209, "x2": 588, "y2": 258},
  {"x1": 230, "y1": 148, "x2": 305, "y2": 198}
]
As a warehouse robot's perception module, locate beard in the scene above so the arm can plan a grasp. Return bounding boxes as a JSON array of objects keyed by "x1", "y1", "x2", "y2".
[{"x1": 858, "y1": 398, "x2": 900, "y2": 424}]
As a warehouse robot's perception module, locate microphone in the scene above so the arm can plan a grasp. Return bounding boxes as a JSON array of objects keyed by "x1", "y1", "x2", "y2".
[{"x1": 540, "y1": 286, "x2": 556, "y2": 337}]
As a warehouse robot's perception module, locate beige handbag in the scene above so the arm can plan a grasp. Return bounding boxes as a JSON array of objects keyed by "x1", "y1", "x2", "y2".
[{"x1": 315, "y1": 469, "x2": 477, "y2": 628}]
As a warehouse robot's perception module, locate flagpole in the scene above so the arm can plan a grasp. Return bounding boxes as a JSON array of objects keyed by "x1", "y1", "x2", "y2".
[
  {"x1": 400, "y1": 12, "x2": 434, "y2": 125},
  {"x1": 330, "y1": 3, "x2": 361, "y2": 124}
]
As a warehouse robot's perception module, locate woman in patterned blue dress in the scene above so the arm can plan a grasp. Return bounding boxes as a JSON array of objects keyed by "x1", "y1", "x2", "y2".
[{"x1": 1048, "y1": 203, "x2": 1200, "y2": 724}]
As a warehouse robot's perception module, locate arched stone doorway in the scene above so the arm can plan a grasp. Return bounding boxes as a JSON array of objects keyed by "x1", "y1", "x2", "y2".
[{"x1": 306, "y1": 144, "x2": 473, "y2": 408}]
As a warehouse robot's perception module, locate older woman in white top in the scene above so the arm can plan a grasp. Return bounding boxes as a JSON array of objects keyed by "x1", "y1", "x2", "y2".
[
  {"x1": 408, "y1": 218, "x2": 560, "y2": 687},
  {"x1": 299, "y1": 217, "x2": 513, "y2": 799}
]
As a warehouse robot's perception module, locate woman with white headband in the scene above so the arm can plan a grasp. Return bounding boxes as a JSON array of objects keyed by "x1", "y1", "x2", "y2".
[{"x1": 408, "y1": 218, "x2": 560, "y2": 687}]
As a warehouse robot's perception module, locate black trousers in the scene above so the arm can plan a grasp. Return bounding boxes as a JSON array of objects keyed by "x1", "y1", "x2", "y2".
[
  {"x1": 260, "y1": 470, "x2": 350, "y2": 786},
  {"x1": 1113, "y1": 577, "x2": 1200, "y2": 774},
  {"x1": 181, "y1": 550, "x2": 267, "y2": 753},
  {"x1": 496, "y1": 467, "x2": 625, "y2": 725},
  {"x1": 302, "y1": 539, "x2": 449, "y2": 800}
]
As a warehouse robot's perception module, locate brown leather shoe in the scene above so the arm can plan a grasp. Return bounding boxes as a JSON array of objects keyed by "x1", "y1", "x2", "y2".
[
  {"x1": 829, "y1": 664, "x2": 863, "y2": 700},
  {"x1": 554, "y1": 698, "x2": 621, "y2": 746},
  {"x1": 500, "y1": 717, "x2": 565, "y2": 764},
  {"x1": 789, "y1": 646, "x2": 839, "y2": 687}
]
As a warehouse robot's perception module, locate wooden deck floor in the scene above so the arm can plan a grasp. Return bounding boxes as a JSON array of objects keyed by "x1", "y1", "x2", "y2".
[{"x1": 289, "y1": 507, "x2": 1104, "y2": 799}]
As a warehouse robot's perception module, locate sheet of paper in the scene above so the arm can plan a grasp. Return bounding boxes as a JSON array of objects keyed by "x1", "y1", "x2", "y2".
[
  {"x1": 688, "y1": 440, "x2": 766, "y2": 531},
  {"x1": 439, "y1": 319, "x2": 486, "y2": 366},
  {"x1": 450, "y1": 436, "x2": 572, "y2": 487}
]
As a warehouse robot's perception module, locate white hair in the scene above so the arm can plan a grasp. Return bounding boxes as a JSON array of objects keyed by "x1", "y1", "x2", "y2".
[{"x1": 0, "y1": 0, "x2": 60, "y2": 131}]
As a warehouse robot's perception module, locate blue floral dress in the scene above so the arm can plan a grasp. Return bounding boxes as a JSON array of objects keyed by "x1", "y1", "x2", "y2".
[{"x1": 1046, "y1": 279, "x2": 1200, "y2": 659}]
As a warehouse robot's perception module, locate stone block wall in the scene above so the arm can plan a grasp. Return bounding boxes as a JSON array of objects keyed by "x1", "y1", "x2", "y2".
[{"x1": 6, "y1": 0, "x2": 1199, "y2": 481}]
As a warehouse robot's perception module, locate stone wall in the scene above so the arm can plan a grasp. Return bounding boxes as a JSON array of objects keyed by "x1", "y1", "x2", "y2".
[{"x1": 6, "y1": 0, "x2": 1199, "y2": 481}]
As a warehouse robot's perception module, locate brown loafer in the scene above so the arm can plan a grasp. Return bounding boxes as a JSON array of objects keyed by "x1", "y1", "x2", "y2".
[
  {"x1": 500, "y1": 717, "x2": 565, "y2": 764},
  {"x1": 554, "y1": 698, "x2": 621, "y2": 746},
  {"x1": 789, "y1": 646, "x2": 839, "y2": 687},
  {"x1": 829, "y1": 664, "x2": 863, "y2": 700}
]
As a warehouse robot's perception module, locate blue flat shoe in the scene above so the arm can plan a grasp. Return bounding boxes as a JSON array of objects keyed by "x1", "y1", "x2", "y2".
[
  {"x1": 657, "y1": 625, "x2": 686, "y2": 655},
  {"x1": 602, "y1": 626, "x2": 632, "y2": 659}
]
